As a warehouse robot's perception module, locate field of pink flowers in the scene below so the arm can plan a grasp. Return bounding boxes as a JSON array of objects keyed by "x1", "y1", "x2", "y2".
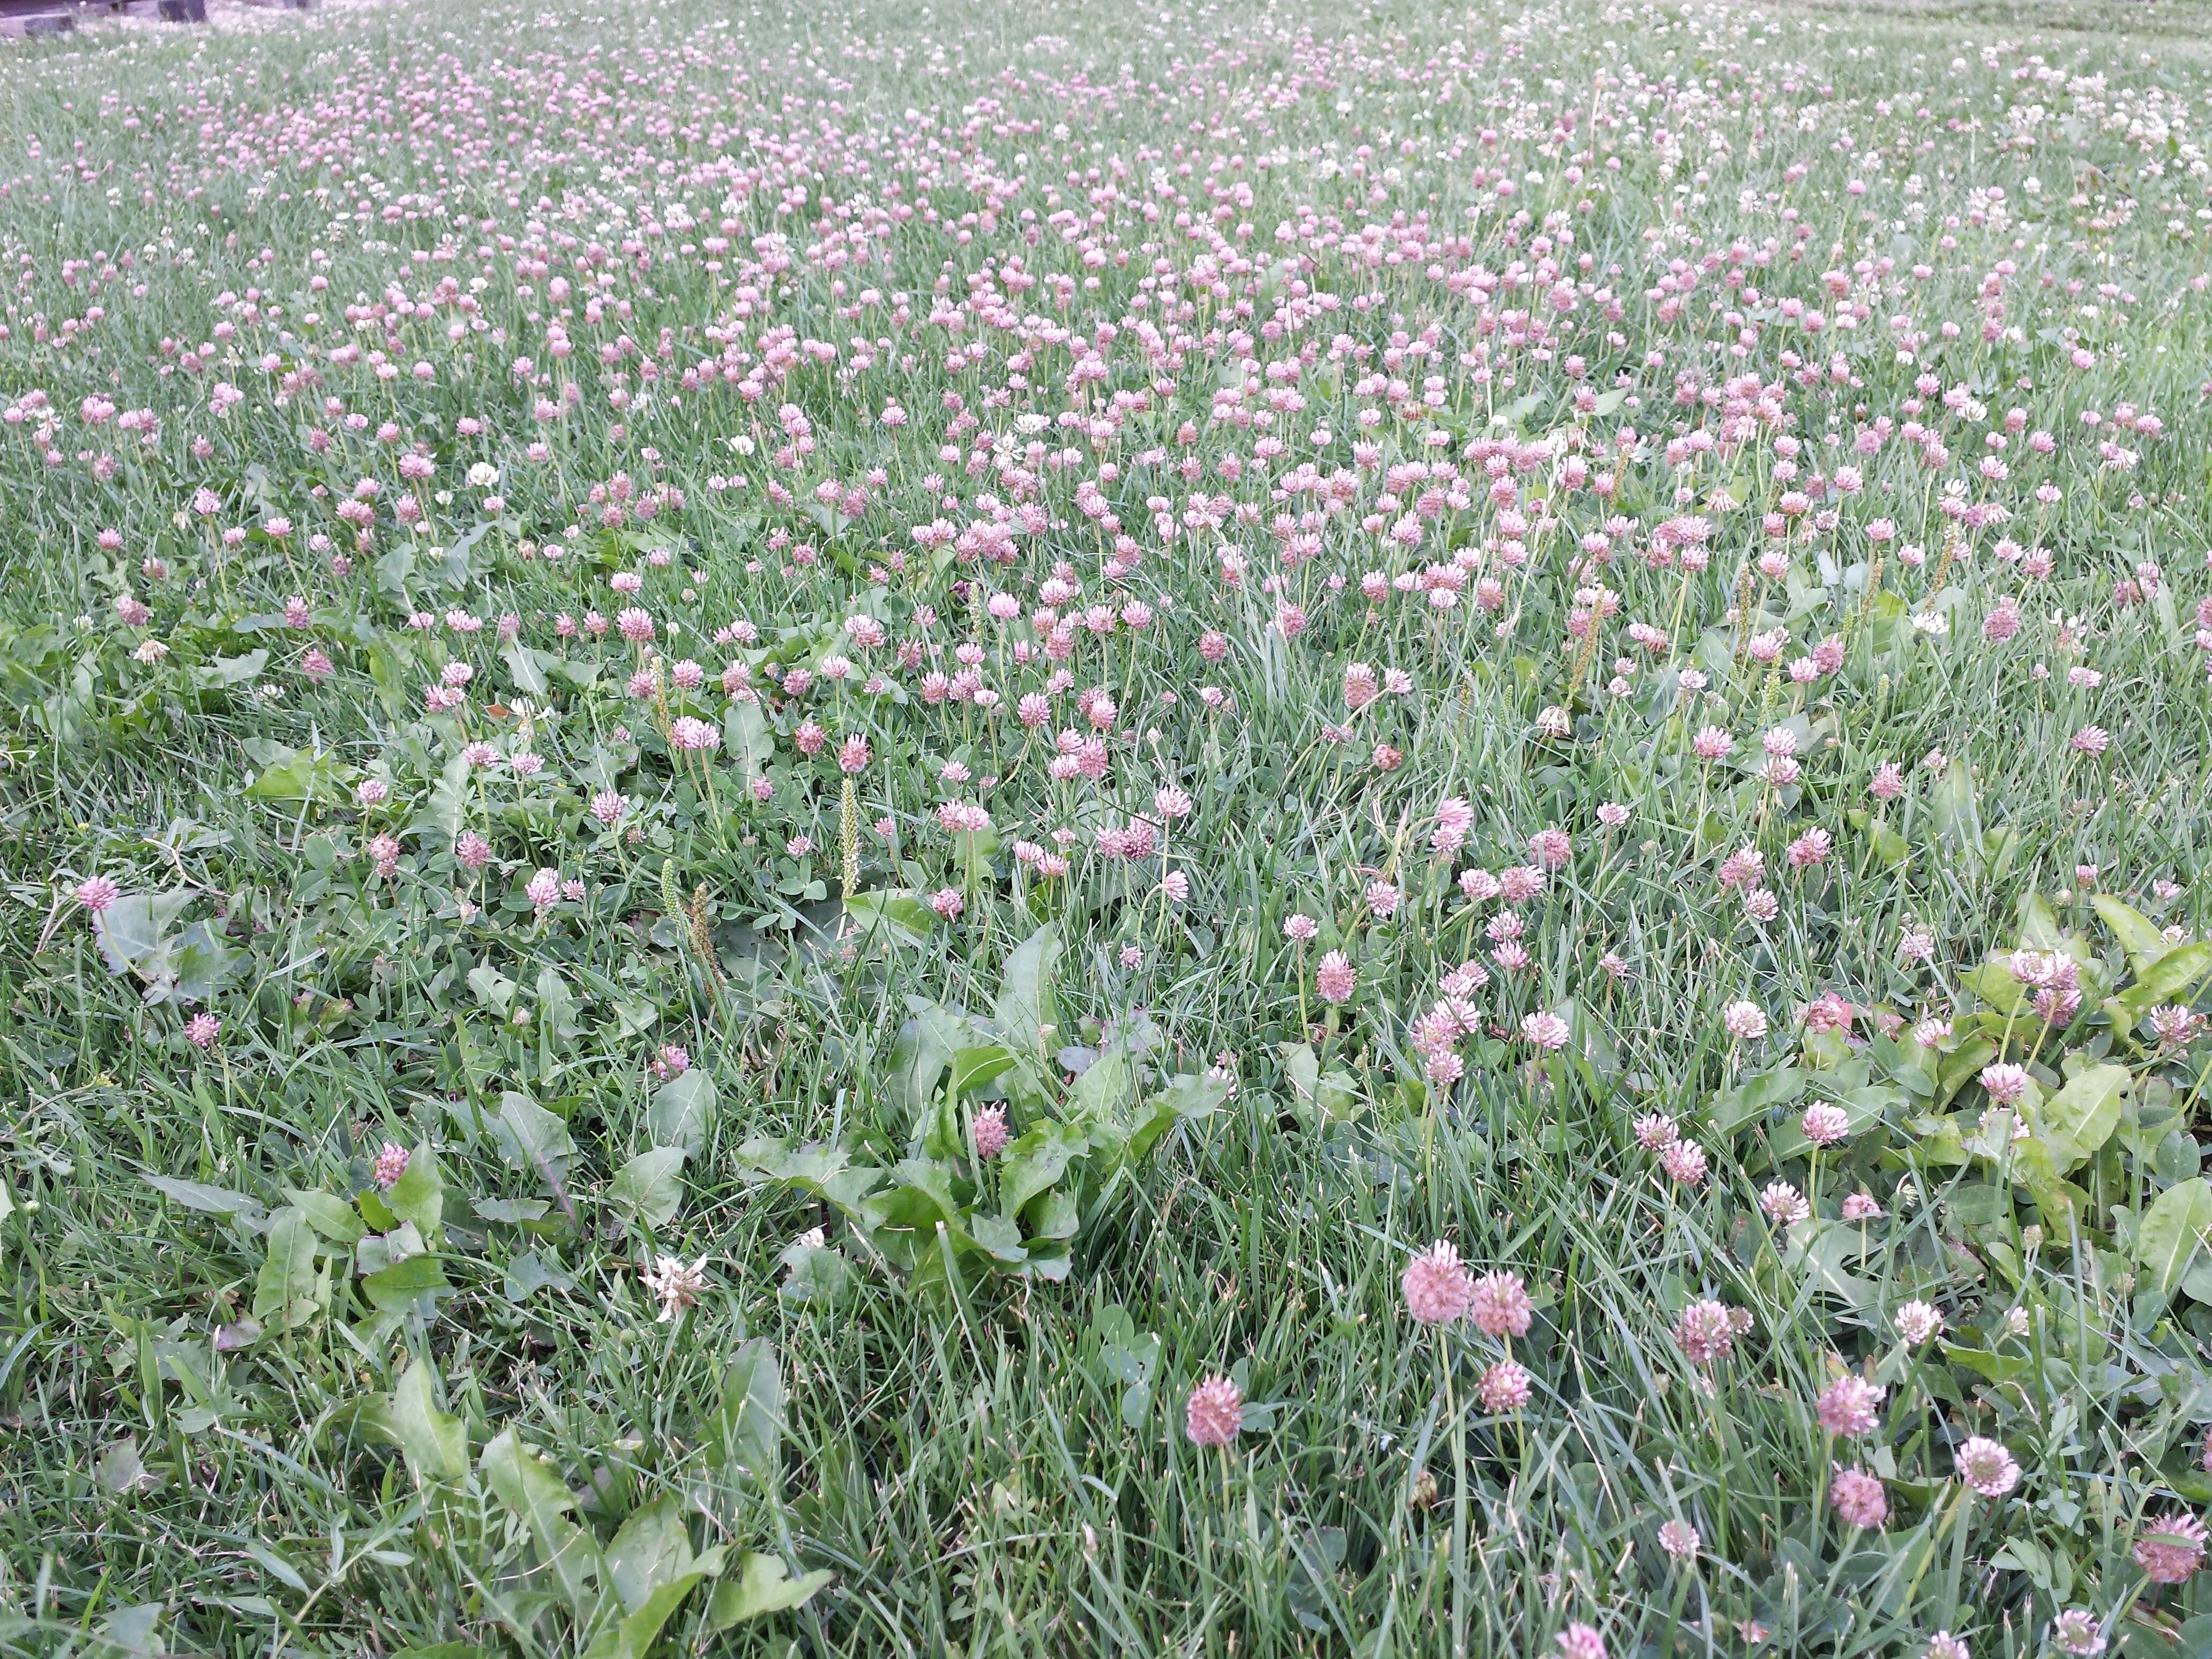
[{"x1": 4, "y1": 0, "x2": 2212, "y2": 1651}]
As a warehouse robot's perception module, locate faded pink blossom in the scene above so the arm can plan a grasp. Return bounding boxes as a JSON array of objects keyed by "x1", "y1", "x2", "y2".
[
  {"x1": 1402, "y1": 1241, "x2": 1474, "y2": 1326},
  {"x1": 1800, "y1": 1103, "x2": 1851, "y2": 1146},
  {"x1": 2135, "y1": 1512, "x2": 2209, "y2": 1585},
  {"x1": 1955, "y1": 1436, "x2": 2020, "y2": 1497},
  {"x1": 1477, "y1": 1359, "x2": 1533, "y2": 1412},
  {"x1": 1468, "y1": 1271, "x2": 1534, "y2": 1338},
  {"x1": 1674, "y1": 1299, "x2": 1738, "y2": 1365},
  {"x1": 372, "y1": 1142, "x2": 410, "y2": 1191},
  {"x1": 1815, "y1": 1375, "x2": 1884, "y2": 1437},
  {"x1": 1185, "y1": 1376, "x2": 1243, "y2": 1447},
  {"x1": 1520, "y1": 1011, "x2": 1572, "y2": 1050},
  {"x1": 1722, "y1": 999, "x2": 1767, "y2": 1041},
  {"x1": 1315, "y1": 950, "x2": 1357, "y2": 1003},
  {"x1": 2050, "y1": 1611, "x2": 2105, "y2": 1657},
  {"x1": 1829, "y1": 1467, "x2": 1888, "y2": 1530}
]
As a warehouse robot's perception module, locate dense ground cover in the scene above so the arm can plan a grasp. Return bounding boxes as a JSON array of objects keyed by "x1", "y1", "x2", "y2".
[{"x1": 3, "y1": 0, "x2": 2212, "y2": 1651}]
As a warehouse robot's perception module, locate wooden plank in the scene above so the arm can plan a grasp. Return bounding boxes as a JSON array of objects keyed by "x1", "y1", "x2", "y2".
[
  {"x1": 0, "y1": 3, "x2": 72, "y2": 29},
  {"x1": 0, "y1": 0, "x2": 206, "y2": 19}
]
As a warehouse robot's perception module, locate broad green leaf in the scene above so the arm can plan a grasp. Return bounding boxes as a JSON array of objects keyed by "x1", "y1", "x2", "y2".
[
  {"x1": 159, "y1": 921, "x2": 238, "y2": 1005},
  {"x1": 1940, "y1": 1341, "x2": 2030, "y2": 1387},
  {"x1": 1100, "y1": 1329, "x2": 1160, "y2": 1387},
  {"x1": 878, "y1": 1157, "x2": 961, "y2": 1234},
  {"x1": 475, "y1": 1197, "x2": 551, "y2": 1224},
  {"x1": 145, "y1": 1176, "x2": 265, "y2": 1222},
  {"x1": 1068, "y1": 1047, "x2": 1133, "y2": 1118},
  {"x1": 383, "y1": 1359, "x2": 469, "y2": 1485},
  {"x1": 1561, "y1": 998, "x2": 1619, "y2": 1080},
  {"x1": 998, "y1": 1120, "x2": 1083, "y2": 1219},
  {"x1": 493, "y1": 1091, "x2": 575, "y2": 1180},
  {"x1": 842, "y1": 887, "x2": 935, "y2": 947},
  {"x1": 2156, "y1": 1130, "x2": 2202, "y2": 1185},
  {"x1": 355, "y1": 1220, "x2": 427, "y2": 1275},
  {"x1": 1316, "y1": 1068, "x2": 1361, "y2": 1120},
  {"x1": 584, "y1": 1569, "x2": 724, "y2": 1659},
  {"x1": 2138, "y1": 1178, "x2": 2212, "y2": 1297},
  {"x1": 967, "y1": 1210, "x2": 1027, "y2": 1262},
  {"x1": 416, "y1": 750, "x2": 471, "y2": 845},
  {"x1": 1945, "y1": 1182, "x2": 2013, "y2": 1229},
  {"x1": 360, "y1": 1251, "x2": 451, "y2": 1314},
  {"x1": 535, "y1": 968, "x2": 583, "y2": 1039},
  {"x1": 196, "y1": 649, "x2": 269, "y2": 689},
  {"x1": 915, "y1": 1004, "x2": 977, "y2": 1074},
  {"x1": 94, "y1": 892, "x2": 193, "y2": 978},
  {"x1": 605, "y1": 1496, "x2": 694, "y2": 1613},
  {"x1": 1027, "y1": 1189, "x2": 1080, "y2": 1244},
  {"x1": 646, "y1": 1070, "x2": 715, "y2": 1155},
  {"x1": 2180, "y1": 1256, "x2": 2212, "y2": 1307},
  {"x1": 549, "y1": 654, "x2": 601, "y2": 691},
  {"x1": 611, "y1": 995, "x2": 660, "y2": 1037},
  {"x1": 2094, "y1": 896, "x2": 2171, "y2": 979},
  {"x1": 2012, "y1": 1137, "x2": 2076, "y2": 1231},
  {"x1": 1160, "y1": 1071, "x2": 1232, "y2": 1119},
  {"x1": 1120, "y1": 1380, "x2": 1153, "y2": 1428},
  {"x1": 715, "y1": 1339, "x2": 784, "y2": 1483},
  {"x1": 607, "y1": 1146, "x2": 686, "y2": 1230},
  {"x1": 88, "y1": 1603, "x2": 165, "y2": 1659},
  {"x1": 1129, "y1": 1072, "x2": 1231, "y2": 1160},
  {"x1": 733, "y1": 1138, "x2": 881, "y2": 1219},
  {"x1": 2016, "y1": 891, "x2": 2066, "y2": 950},
  {"x1": 2033, "y1": 1063, "x2": 2131, "y2": 1172},
  {"x1": 2121, "y1": 943, "x2": 2212, "y2": 1019},
  {"x1": 778, "y1": 1239, "x2": 852, "y2": 1307},
  {"x1": 1935, "y1": 1036, "x2": 2000, "y2": 1108},
  {"x1": 991, "y1": 923, "x2": 1060, "y2": 1055},
  {"x1": 502, "y1": 1247, "x2": 575, "y2": 1302},
  {"x1": 885, "y1": 1015, "x2": 951, "y2": 1124},
  {"x1": 246, "y1": 749, "x2": 355, "y2": 804},
  {"x1": 721, "y1": 697, "x2": 774, "y2": 783},
  {"x1": 1990, "y1": 1538, "x2": 2054, "y2": 1596},
  {"x1": 87, "y1": 1610, "x2": 163, "y2": 1659},
  {"x1": 467, "y1": 965, "x2": 517, "y2": 1013},
  {"x1": 251, "y1": 1208, "x2": 323, "y2": 1331},
  {"x1": 950, "y1": 1044, "x2": 1019, "y2": 1100},
  {"x1": 1930, "y1": 758, "x2": 1979, "y2": 846},
  {"x1": 954, "y1": 824, "x2": 998, "y2": 888},
  {"x1": 501, "y1": 639, "x2": 550, "y2": 697},
  {"x1": 480, "y1": 1430, "x2": 600, "y2": 1617},
  {"x1": 96, "y1": 1435, "x2": 156, "y2": 1494},
  {"x1": 285, "y1": 1188, "x2": 367, "y2": 1243},
  {"x1": 1979, "y1": 826, "x2": 2020, "y2": 884},
  {"x1": 384, "y1": 1142, "x2": 444, "y2": 1241},
  {"x1": 705, "y1": 1553, "x2": 832, "y2": 1630},
  {"x1": 374, "y1": 548, "x2": 417, "y2": 601},
  {"x1": 1708, "y1": 1066, "x2": 1807, "y2": 1135},
  {"x1": 1783, "y1": 1218, "x2": 1875, "y2": 1308},
  {"x1": 1960, "y1": 960, "x2": 2023, "y2": 1017}
]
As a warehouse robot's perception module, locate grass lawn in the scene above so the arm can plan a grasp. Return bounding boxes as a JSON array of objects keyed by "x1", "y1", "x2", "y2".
[{"x1": 4, "y1": 0, "x2": 2212, "y2": 1652}]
